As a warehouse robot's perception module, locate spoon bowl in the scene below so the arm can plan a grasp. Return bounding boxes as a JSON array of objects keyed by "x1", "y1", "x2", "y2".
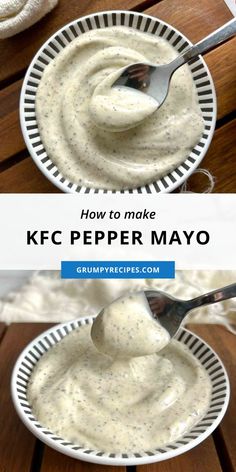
[
  {"x1": 144, "y1": 282, "x2": 236, "y2": 338},
  {"x1": 113, "y1": 18, "x2": 236, "y2": 108}
]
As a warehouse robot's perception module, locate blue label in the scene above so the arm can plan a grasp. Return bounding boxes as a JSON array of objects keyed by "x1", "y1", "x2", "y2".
[{"x1": 61, "y1": 261, "x2": 175, "y2": 279}]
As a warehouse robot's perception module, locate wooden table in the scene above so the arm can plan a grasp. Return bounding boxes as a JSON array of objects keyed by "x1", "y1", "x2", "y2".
[
  {"x1": 0, "y1": 322, "x2": 235, "y2": 471},
  {"x1": 0, "y1": 0, "x2": 235, "y2": 193}
]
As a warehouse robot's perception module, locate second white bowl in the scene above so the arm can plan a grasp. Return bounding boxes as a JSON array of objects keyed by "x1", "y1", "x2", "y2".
[{"x1": 11, "y1": 317, "x2": 229, "y2": 466}]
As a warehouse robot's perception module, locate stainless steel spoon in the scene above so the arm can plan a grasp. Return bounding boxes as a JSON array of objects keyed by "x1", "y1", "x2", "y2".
[
  {"x1": 113, "y1": 18, "x2": 236, "y2": 108},
  {"x1": 145, "y1": 282, "x2": 236, "y2": 338}
]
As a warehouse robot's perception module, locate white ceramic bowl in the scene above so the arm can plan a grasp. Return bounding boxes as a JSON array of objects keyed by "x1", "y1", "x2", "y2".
[
  {"x1": 20, "y1": 10, "x2": 216, "y2": 194},
  {"x1": 12, "y1": 317, "x2": 229, "y2": 466}
]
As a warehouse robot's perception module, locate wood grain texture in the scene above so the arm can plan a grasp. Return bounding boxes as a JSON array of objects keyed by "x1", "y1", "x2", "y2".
[
  {"x1": 0, "y1": 323, "x2": 54, "y2": 472},
  {"x1": 137, "y1": 437, "x2": 222, "y2": 472},
  {"x1": 0, "y1": 0, "x2": 153, "y2": 84},
  {"x1": 188, "y1": 324, "x2": 236, "y2": 472},
  {"x1": 41, "y1": 446, "x2": 126, "y2": 472},
  {"x1": 146, "y1": 0, "x2": 233, "y2": 43},
  {"x1": 205, "y1": 37, "x2": 236, "y2": 121},
  {"x1": 0, "y1": 322, "x2": 6, "y2": 342},
  {"x1": 0, "y1": 79, "x2": 24, "y2": 162},
  {"x1": 0, "y1": 157, "x2": 61, "y2": 192},
  {"x1": 182, "y1": 119, "x2": 236, "y2": 193}
]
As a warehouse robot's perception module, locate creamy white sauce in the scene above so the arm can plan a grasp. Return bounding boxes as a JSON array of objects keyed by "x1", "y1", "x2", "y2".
[
  {"x1": 91, "y1": 292, "x2": 170, "y2": 357},
  {"x1": 28, "y1": 293, "x2": 211, "y2": 453},
  {"x1": 90, "y1": 68, "x2": 158, "y2": 132},
  {"x1": 36, "y1": 27, "x2": 204, "y2": 190}
]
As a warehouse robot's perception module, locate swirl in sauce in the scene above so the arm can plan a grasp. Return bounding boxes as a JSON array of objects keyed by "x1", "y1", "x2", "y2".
[{"x1": 36, "y1": 27, "x2": 204, "y2": 190}]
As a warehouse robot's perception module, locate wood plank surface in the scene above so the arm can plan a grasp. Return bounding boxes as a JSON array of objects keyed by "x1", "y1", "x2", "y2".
[
  {"x1": 0, "y1": 157, "x2": 60, "y2": 193},
  {"x1": 0, "y1": 79, "x2": 25, "y2": 162},
  {"x1": 204, "y1": 37, "x2": 236, "y2": 121},
  {"x1": 0, "y1": 322, "x2": 6, "y2": 342},
  {"x1": 146, "y1": 0, "x2": 233, "y2": 43},
  {"x1": 0, "y1": 0, "x2": 153, "y2": 84},
  {"x1": 0, "y1": 323, "x2": 54, "y2": 472},
  {"x1": 41, "y1": 446, "x2": 126, "y2": 472},
  {"x1": 188, "y1": 324, "x2": 236, "y2": 472},
  {"x1": 183, "y1": 119, "x2": 236, "y2": 193},
  {"x1": 137, "y1": 437, "x2": 222, "y2": 472}
]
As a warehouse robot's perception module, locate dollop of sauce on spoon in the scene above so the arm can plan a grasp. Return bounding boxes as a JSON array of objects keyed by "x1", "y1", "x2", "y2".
[{"x1": 91, "y1": 292, "x2": 170, "y2": 357}]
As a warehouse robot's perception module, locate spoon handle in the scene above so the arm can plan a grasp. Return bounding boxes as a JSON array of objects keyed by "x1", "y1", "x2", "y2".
[
  {"x1": 170, "y1": 18, "x2": 236, "y2": 70},
  {"x1": 185, "y1": 283, "x2": 236, "y2": 311},
  {"x1": 186, "y1": 18, "x2": 236, "y2": 59}
]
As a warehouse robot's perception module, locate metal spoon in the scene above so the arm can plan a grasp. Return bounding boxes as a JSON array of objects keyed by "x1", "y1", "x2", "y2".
[
  {"x1": 113, "y1": 18, "x2": 236, "y2": 108},
  {"x1": 145, "y1": 282, "x2": 236, "y2": 338}
]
